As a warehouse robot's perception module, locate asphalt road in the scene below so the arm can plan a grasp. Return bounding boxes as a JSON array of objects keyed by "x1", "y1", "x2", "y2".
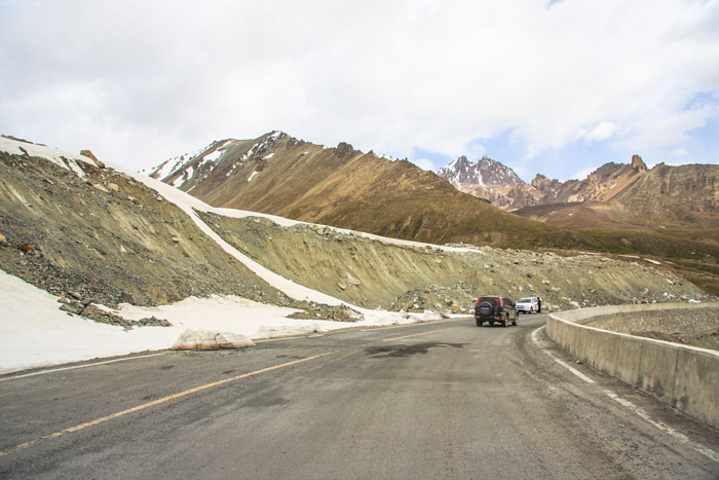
[{"x1": 1, "y1": 314, "x2": 718, "y2": 479}]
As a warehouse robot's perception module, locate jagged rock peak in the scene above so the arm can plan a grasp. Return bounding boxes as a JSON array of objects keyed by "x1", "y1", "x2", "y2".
[
  {"x1": 591, "y1": 162, "x2": 624, "y2": 178},
  {"x1": 531, "y1": 174, "x2": 551, "y2": 187},
  {"x1": 334, "y1": 142, "x2": 355, "y2": 159},
  {"x1": 80, "y1": 150, "x2": 105, "y2": 169},
  {"x1": 450, "y1": 155, "x2": 472, "y2": 168},
  {"x1": 631, "y1": 154, "x2": 648, "y2": 173},
  {"x1": 437, "y1": 155, "x2": 524, "y2": 187}
]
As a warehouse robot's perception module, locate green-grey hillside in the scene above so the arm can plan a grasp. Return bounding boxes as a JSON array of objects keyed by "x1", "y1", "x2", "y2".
[{"x1": 199, "y1": 211, "x2": 710, "y2": 312}]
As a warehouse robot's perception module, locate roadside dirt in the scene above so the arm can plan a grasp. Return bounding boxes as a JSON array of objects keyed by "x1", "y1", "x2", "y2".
[{"x1": 587, "y1": 305, "x2": 719, "y2": 351}]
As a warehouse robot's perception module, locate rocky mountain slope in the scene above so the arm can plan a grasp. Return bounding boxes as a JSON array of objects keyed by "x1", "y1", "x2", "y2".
[
  {"x1": 436, "y1": 155, "x2": 524, "y2": 186},
  {"x1": 438, "y1": 153, "x2": 719, "y2": 232},
  {"x1": 145, "y1": 132, "x2": 576, "y2": 250},
  {"x1": 199, "y1": 211, "x2": 709, "y2": 312},
  {"x1": 0, "y1": 136, "x2": 289, "y2": 309},
  {"x1": 437, "y1": 154, "x2": 652, "y2": 212},
  {"x1": 1, "y1": 135, "x2": 711, "y2": 325}
]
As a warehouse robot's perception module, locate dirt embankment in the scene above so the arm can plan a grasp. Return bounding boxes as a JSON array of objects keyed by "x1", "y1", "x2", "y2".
[
  {"x1": 0, "y1": 150, "x2": 291, "y2": 308},
  {"x1": 199, "y1": 212, "x2": 712, "y2": 313}
]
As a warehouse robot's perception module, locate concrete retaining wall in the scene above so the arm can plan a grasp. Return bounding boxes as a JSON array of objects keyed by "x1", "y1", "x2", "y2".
[{"x1": 546, "y1": 303, "x2": 719, "y2": 429}]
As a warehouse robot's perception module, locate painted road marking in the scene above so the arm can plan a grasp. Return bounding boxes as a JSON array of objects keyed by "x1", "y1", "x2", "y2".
[
  {"x1": 0, "y1": 353, "x2": 167, "y2": 382},
  {"x1": 553, "y1": 357, "x2": 597, "y2": 384},
  {"x1": 602, "y1": 389, "x2": 719, "y2": 463},
  {"x1": 532, "y1": 326, "x2": 719, "y2": 464},
  {"x1": 0, "y1": 351, "x2": 336, "y2": 457}
]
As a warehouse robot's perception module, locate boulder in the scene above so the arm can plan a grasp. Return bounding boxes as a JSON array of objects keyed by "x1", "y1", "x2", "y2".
[
  {"x1": 171, "y1": 328, "x2": 255, "y2": 350},
  {"x1": 80, "y1": 150, "x2": 105, "y2": 169}
]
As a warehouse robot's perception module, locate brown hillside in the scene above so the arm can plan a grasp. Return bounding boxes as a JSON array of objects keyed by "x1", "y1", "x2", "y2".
[
  {"x1": 610, "y1": 163, "x2": 719, "y2": 227},
  {"x1": 154, "y1": 132, "x2": 575, "y2": 249},
  {"x1": 148, "y1": 133, "x2": 719, "y2": 294},
  {"x1": 514, "y1": 163, "x2": 719, "y2": 232}
]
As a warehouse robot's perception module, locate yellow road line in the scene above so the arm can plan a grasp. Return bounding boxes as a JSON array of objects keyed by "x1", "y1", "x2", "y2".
[
  {"x1": 382, "y1": 329, "x2": 446, "y2": 342},
  {"x1": 0, "y1": 351, "x2": 335, "y2": 457}
]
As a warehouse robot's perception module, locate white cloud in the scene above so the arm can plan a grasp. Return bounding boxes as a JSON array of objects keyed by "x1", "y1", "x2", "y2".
[
  {"x1": 0, "y1": 0, "x2": 717, "y2": 177},
  {"x1": 578, "y1": 121, "x2": 619, "y2": 143},
  {"x1": 412, "y1": 158, "x2": 436, "y2": 171}
]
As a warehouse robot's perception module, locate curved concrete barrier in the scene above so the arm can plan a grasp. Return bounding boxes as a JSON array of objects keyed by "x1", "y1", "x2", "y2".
[{"x1": 546, "y1": 303, "x2": 719, "y2": 429}]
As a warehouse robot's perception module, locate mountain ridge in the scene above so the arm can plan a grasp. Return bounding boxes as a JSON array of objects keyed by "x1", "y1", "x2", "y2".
[
  {"x1": 146, "y1": 131, "x2": 576, "y2": 249},
  {"x1": 145, "y1": 132, "x2": 719, "y2": 294},
  {"x1": 437, "y1": 153, "x2": 718, "y2": 229},
  {"x1": 436, "y1": 155, "x2": 524, "y2": 186}
]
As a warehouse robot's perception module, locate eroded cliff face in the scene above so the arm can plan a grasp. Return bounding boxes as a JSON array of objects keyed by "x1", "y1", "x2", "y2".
[{"x1": 610, "y1": 163, "x2": 719, "y2": 226}]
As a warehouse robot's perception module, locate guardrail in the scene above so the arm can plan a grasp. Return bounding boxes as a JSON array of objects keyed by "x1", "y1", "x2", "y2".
[{"x1": 545, "y1": 303, "x2": 719, "y2": 429}]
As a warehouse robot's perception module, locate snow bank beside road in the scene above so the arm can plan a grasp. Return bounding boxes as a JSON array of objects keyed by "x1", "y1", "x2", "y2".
[
  {"x1": 0, "y1": 270, "x2": 434, "y2": 375},
  {"x1": 0, "y1": 271, "x2": 175, "y2": 374}
]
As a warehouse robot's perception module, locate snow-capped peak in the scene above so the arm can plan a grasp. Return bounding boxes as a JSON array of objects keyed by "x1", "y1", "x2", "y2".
[{"x1": 436, "y1": 155, "x2": 524, "y2": 187}]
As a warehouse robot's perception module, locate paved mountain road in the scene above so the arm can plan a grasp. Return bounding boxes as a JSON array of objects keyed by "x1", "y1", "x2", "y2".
[{"x1": 1, "y1": 315, "x2": 718, "y2": 479}]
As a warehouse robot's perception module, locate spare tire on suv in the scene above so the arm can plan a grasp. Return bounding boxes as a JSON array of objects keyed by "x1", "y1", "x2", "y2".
[{"x1": 474, "y1": 295, "x2": 518, "y2": 327}]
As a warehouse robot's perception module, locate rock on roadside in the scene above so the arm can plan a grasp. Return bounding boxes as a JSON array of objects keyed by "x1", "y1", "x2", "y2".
[{"x1": 171, "y1": 329, "x2": 255, "y2": 350}]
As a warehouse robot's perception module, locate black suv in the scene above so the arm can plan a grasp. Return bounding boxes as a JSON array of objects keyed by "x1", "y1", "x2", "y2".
[{"x1": 474, "y1": 296, "x2": 518, "y2": 327}]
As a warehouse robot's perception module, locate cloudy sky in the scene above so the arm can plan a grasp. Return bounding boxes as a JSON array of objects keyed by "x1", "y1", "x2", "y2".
[{"x1": 1, "y1": 0, "x2": 718, "y2": 182}]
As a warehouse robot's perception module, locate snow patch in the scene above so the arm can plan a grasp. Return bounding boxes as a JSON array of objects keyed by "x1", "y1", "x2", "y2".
[
  {"x1": 0, "y1": 136, "x2": 91, "y2": 180},
  {"x1": 172, "y1": 165, "x2": 194, "y2": 187},
  {"x1": 171, "y1": 329, "x2": 255, "y2": 350},
  {"x1": 0, "y1": 271, "x2": 178, "y2": 374},
  {"x1": 203, "y1": 149, "x2": 223, "y2": 163},
  {"x1": 0, "y1": 270, "x2": 438, "y2": 374}
]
